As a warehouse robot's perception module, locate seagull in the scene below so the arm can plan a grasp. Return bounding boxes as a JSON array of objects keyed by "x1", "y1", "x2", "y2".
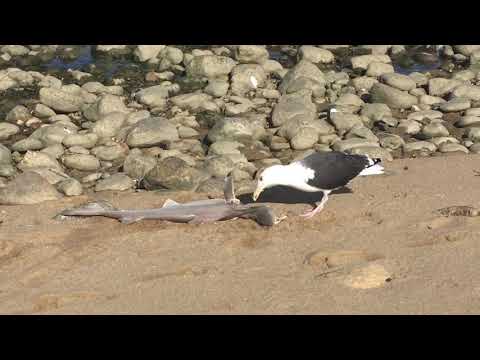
[{"x1": 252, "y1": 151, "x2": 385, "y2": 219}]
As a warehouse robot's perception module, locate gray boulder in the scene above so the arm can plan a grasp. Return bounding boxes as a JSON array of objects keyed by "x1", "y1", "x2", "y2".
[
  {"x1": 378, "y1": 133, "x2": 405, "y2": 150},
  {"x1": 62, "y1": 133, "x2": 98, "y2": 148},
  {"x1": 91, "y1": 112, "x2": 127, "y2": 138},
  {"x1": 143, "y1": 157, "x2": 205, "y2": 191},
  {"x1": 204, "y1": 80, "x2": 229, "y2": 97},
  {"x1": 230, "y1": 64, "x2": 267, "y2": 96},
  {"x1": 428, "y1": 78, "x2": 463, "y2": 97},
  {"x1": 91, "y1": 143, "x2": 128, "y2": 161},
  {"x1": 370, "y1": 83, "x2": 418, "y2": 109},
  {"x1": 290, "y1": 127, "x2": 319, "y2": 150},
  {"x1": 403, "y1": 141, "x2": 437, "y2": 153},
  {"x1": 278, "y1": 118, "x2": 334, "y2": 140},
  {"x1": 30, "y1": 124, "x2": 76, "y2": 146},
  {"x1": 6, "y1": 105, "x2": 30, "y2": 123},
  {"x1": 56, "y1": 178, "x2": 83, "y2": 196},
  {"x1": 298, "y1": 46, "x2": 334, "y2": 64},
  {"x1": 332, "y1": 138, "x2": 379, "y2": 152},
  {"x1": 407, "y1": 110, "x2": 443, "y2": 123},
  {"x1": 126, "y1": 117, "x2": 179, "y2": 148},
  {"x1": 419, "y1": 122, "x2": 450, "y2": 139},
  {"x1": 235, "y1": 45, "x2": 269, "y2": 64},
  {"x1": 170, "y1": 93, "x2": 215, "y2": 112},
  {"x1": 438, "y1": 142, "x2": 469, "y2": 154},
  {"x1": 455, "y1": 115, "x2": 480, "y2": 128},
  {"x1": 83, "y1": 94, "x2": 129, "y2": 122},
  {"x1": 366, "y1": 62, "x2": 394, "y2": 77},
  {"x1": 361, "y1": 103, "x2": 392, "y2": 122},
  {"x1": 186, "y1": 55, "x2": 236, "y2": 78},
  {"x1": 17, "y1": 151, "x2": 63, "y2": 172},
  {"x1": 134, "y1": 45, "x2": 165, "y2": 62},
  {"x1": 351, "y1": 54, "x2": 391, "y2": 70},
  {"x1": 39, "y1": 87, "x2": 84, "y2": 113},
  {"x1": 453, "y1": 45, "x2": 480, "y2": 56},
  {"x1": 0, "y1": 171, "x2": 62, "y2": 205},
  {"x1": 279, "y1": 60, "x2": 326, "y2": 98},
  {"x1": 204, "y1": 155, "x2": 236, "y2": 178},
  {"x1": 329, "y1": 112, "x2": 364, "y2": 136},
  {"x1": 208, "y1": 115, "x2": 267, "y2": 143},
  {"x1": 11, "y1": 138, "x2": 44, "y2": 152},
  {"x1": 41, "y1": 144, "x2": 64, "y2": 159},
  {"x1": 0, "y1": 122, "x2": 20, "y2": 141},
  {"x1": 381, "y1": 73, "x2": 416, "y2": 91},
  {"x1": 439, "y1": 98, "x2": 471, "y2": 112},
  {"x1": 134, "y1": 84, "x2": 170, "y2": 108},
  {"x1": 345, "y1": 125, "x2": 379, "y2": 142},
  {"x1": 62, "y1": 154, "x2": 101, "y2": 171},
  {"x1": 398, "y1": 120, "x2": 422, "y2": 135},
  {"x1": 271, "y1": 89, "x2": 316, "y2": 127},
  {"x1": 467, "y1": 127, "x2": 480, "y2": 142},
  {"x1": 335, "y1": 93, "x2": 364, "y2": 107},
  {"x1": 451, "y1": 85, "x2": 480, "y2": 101},
  {"x1": 95, "y1": 174, "x2": 135, "y2": 192},
  {"x1": 0, "y1": 144, "x2": 11, "y2": 164},
  {"x1": 122, "y1": 149, "x2": 157, "y2": 180},
  {"x1": 348, "y1": 146, "x2": 393, "y2": 162}
]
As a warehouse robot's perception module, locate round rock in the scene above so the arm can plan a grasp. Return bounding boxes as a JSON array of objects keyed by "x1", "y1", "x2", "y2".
[
  {"x1": 403, "y1": 141, "x2": 437, "y2": 152},
  {"x1": 348, "y1": 146, "x2": 393, "y2": 161},
  {"x1": 366, "y1": 62, "x2": 394, "y2": 77},
  {"x1": 57, "y1": 178, "x2": 83, "y2": 196},
  {"x1": 370, "y1": 83, "x2": 418, "y2": 109},
  {"x1": 0, "y1": 123, "x2": 20, "y2": 140},
  {"x1": 0, "y1": 171, "x2": 62, "y2": 205},
  {"x1": 343, "y1": 264, "x2": 391, "y2": 289},
  {"x1": 455, "y1": 116, "x2": 480, "y2": 128},
  {"x1": 143, "y1": 157, "x2": 205, "y2": 191},
  {"x1": 62, "y1": 154, "x2": 101, "y2": 171},
  {"x1": 381, "y1": 73, "x2": 416, "y2": 91},
  {"x1": 439, "y1": 98, "x2": 471, "y2": 112},
  {"x1": 419, "y1": 122, "x2": 449, "y2": 139},
  {"x1": 95, "y1": 174, "x2": 135, "y2": 192},
  {"x1": 438, "y1": 143, "x2": 469, "y2": 154}
]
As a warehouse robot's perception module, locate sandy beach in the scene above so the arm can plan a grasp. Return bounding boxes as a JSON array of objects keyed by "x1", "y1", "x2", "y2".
[{"x1": 2, "y1": 154, "x2": 480, "y2": 314}]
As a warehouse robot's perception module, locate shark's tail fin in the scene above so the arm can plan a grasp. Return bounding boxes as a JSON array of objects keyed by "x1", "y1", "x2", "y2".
[{"x1": 60, "y1": 200, "x2": 117, "y2": 217}]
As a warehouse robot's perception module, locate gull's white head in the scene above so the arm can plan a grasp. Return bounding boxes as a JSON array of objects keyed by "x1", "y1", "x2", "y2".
[{"x1": 252, "y1": 165, "x2": 287, "y2": 201}]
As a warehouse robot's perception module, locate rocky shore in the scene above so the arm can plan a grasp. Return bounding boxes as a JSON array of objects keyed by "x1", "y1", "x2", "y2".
[{"x1": 1, "y1": 44, "x2": 480, "y2": 205}]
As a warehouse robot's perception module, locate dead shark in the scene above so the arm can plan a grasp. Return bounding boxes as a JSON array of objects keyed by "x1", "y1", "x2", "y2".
[{"x1": 58, "y1": 175, "x2": 286, "y2": 226}]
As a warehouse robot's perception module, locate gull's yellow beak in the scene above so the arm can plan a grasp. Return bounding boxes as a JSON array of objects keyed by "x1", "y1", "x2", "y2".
[{"x1": 252, "y1": 186, "x2": 264, "y2": 201}]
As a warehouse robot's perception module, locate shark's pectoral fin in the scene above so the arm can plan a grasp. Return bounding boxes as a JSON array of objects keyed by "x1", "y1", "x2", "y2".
[
  {"x1": 119, "y1": 216, "x2": 144, "y2": 224},
  {"x1": 188, "y1": 216, "x2": 204, "y2": 225},
  {"x1": 163, "y1": 199, "x2": 181, "y2": 208}
]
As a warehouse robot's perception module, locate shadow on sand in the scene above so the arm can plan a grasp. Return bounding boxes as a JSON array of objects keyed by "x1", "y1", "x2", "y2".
[{"x1": 238, "y1": 186, "x2": 352, "y2": 205}]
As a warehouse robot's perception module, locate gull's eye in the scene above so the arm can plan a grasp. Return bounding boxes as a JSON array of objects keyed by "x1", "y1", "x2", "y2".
[{"x1": 259, "y1": 176, "x2": 263, "y2": 181}]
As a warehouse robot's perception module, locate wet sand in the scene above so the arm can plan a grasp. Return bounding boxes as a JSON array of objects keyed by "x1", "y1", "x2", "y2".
[{"x1": 2, "y1": 155, "x2": 480, "y2": 314}]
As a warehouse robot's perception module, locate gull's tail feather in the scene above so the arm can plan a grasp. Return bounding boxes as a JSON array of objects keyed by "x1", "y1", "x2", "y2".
[{"x1": 359, "y1": 156, "x2": 384, "y2": 176}]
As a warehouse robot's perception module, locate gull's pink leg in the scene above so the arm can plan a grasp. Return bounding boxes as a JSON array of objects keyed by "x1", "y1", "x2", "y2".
[{"x1": 300, "y1": 192, "x2": 329, "y2": 219}]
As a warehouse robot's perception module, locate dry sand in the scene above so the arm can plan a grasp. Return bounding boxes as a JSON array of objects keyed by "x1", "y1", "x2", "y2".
[{"x1": 2, "y1": 154, "x2": 480, "y2": 314}]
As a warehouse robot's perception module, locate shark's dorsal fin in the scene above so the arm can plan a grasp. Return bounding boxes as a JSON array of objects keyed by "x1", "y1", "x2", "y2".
[
  {"x1": 224, "y1": 173, "x2": 238, "y2": 204},
  {"x1": 163, "y1": 199, "x2": 180, "y2": 208}
]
